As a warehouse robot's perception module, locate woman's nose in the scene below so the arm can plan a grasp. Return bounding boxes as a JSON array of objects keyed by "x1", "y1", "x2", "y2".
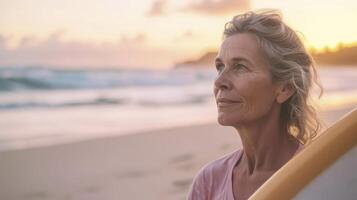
[{"x1": 214, "y1": 71, "x2": 231, "y2": 90}]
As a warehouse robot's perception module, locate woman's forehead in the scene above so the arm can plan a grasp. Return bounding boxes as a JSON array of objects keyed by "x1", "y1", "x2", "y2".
[{"x1": 216, "y1": 33, "x2": 261, "y2": 63}]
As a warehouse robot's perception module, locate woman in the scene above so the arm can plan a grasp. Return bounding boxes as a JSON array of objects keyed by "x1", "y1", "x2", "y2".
[{"x1": 187, "y1": 9, "x2": 322, "y2": 200}]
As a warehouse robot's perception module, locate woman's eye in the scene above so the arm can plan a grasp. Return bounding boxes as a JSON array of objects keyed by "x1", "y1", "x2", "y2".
[
  {"x1": 234, "y1": 64, "x2": 248, "y2": 71},
  {"x1": 215, "y1": 64, "x2": 224, "y2": 72}
]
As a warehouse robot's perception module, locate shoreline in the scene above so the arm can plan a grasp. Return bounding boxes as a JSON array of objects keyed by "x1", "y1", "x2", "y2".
[{"x1": 0, "y1": 101, "x2": 355, "y2": 153}]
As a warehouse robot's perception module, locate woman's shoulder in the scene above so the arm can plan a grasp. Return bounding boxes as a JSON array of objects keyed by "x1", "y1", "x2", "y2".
[
  {"x1": 202, "y1": 148, "x2": 242, "y2": 175},
  {"x1": 193, "y1": 148, "x2": 242, "y2": 185},
  {"x1": 187, "y1": 149, "x2": 242, "y2": 199}
]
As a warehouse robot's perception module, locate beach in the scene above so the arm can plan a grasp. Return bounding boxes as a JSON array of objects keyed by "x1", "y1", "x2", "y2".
[{"x1": 0, "y1": 104, "x2": 355, "y2": 200}]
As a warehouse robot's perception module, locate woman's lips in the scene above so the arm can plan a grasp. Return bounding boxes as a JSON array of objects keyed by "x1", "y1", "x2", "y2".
[
  {"x1": 217, "y1": 101, "x2": 241, "y2": 107},
  {"x1": 217, "y1": 98, "x2": 241, "y2": 107}
]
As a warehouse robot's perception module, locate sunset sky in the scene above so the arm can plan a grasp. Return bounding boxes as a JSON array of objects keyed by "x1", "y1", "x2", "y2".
[{"x1": 1, "y1": 0, "x2": 357, "y2": 69}]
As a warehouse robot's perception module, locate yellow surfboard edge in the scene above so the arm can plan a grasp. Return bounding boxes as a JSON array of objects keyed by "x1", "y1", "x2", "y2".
[{"x1": 249, "y1": 107, "x2": 357, "y2": 200}]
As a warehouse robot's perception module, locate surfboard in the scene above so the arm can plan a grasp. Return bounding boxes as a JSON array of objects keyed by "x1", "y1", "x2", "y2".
[{"x1": 249, "y1": 107, "x2": 357, "y2": 200}]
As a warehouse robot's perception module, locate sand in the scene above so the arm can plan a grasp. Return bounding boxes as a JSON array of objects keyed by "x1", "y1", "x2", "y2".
[{"x1": 0, "y1": 105, "x2": 355, "y2": 200}]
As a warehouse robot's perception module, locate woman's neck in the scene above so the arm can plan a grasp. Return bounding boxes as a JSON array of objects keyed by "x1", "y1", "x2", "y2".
[{"x1": 234, "y1": 106, "x2": 300, "y2": 174}]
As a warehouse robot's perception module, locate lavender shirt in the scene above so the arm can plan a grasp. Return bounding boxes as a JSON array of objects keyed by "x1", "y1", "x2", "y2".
[{"x1": 187, "y1": 145, "x2": 303, "y2": 200}]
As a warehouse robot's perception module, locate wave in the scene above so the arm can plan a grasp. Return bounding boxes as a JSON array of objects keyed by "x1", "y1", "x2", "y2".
[
  {"x1": 0, "y1": 67, "x2": 216, "y2": 91},
  {"x1": 0, "y1": 97, "x2": 128, "y2": 109},
  {"x1": 2, "y1": 66, "x2": 356, "y2": 110},
  {"x1": 0, "y1": 92, "x2": 213, "y2": 110}
]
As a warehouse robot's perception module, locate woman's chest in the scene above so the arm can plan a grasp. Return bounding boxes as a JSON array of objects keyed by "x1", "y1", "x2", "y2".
[{"x1": 231, "y1": 169, "x2": 274, "y2": 200}]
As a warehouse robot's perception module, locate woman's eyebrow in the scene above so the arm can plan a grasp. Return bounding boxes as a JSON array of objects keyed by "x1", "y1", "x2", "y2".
[
  {"x1": 215, "y1": 57, "x2": 222, "y2": 63},
  {"x1": 215, "y1": 57, "x2": 253, "y2": 65}
]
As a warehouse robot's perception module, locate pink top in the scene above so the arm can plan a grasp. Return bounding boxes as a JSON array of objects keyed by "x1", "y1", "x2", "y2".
[{"x1": 186, "y1": 145, "x2": 303, "y2": 200}]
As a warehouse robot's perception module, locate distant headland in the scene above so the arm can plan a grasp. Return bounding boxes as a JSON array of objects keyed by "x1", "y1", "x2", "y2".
[{"x1": 174, "y1": 44, "x2": 357, "y2": 68}]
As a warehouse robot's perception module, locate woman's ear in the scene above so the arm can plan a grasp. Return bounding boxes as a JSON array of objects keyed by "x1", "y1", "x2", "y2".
[{"x1": 276, "y1": 83, "x2": 295, "y2": 104}]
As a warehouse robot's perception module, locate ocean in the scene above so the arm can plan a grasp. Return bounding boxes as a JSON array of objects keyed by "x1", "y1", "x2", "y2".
[{"x1": 0, "y1": 66, "x2": 356, "y2": 151}]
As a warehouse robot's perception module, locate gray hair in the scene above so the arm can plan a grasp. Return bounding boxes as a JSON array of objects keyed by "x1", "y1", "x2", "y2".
[{"x1": 223, "y1": 9, "x2": 323, "y2": 144}]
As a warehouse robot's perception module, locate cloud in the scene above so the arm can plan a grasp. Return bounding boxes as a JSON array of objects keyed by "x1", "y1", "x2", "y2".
[
  {"x1": 173, "y1": 30, "x2": 199, "y2": 42},
  {"x1": 119, "y1": 33, "x2": 147, "y2": 45},
  {"x1": 0, "y1": 35, "x2": 7, "y2": 50},
  {"x1": 182, "y1": 30, "x2": 196, "y2": 38},
  {"x1": 180, "y1": 0, "x2": 250, "y2": 16},
  {"x1": 146, "y1": 0, "x2": 168, "y2": 16},
  {"x1": 0, "y1": 32, "x2": 182, "y2": 69}
]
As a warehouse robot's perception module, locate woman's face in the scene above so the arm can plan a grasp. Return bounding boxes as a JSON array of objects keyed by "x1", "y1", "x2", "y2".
[{"x1": 214, "y1": 33, "x2": 281, "y2": 126}]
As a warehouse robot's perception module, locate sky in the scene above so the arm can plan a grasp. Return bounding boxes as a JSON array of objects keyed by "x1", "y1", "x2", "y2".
[{"x1": 0, "y1": 0, "x2": 357, "y2": 69}]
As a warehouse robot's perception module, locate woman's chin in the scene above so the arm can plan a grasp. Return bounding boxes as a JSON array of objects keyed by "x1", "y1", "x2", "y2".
[
  {"x1": 217, "y1": 113, "x2": 246, "y2": 126},
  {"x1": 217, "y1": 116, "x2": 235, "y2": 126}
]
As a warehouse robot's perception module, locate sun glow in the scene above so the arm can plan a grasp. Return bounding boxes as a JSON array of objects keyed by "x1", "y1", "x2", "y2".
[{"x1": 0, "y1": 0, "x2": 356, "y2": 68}]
